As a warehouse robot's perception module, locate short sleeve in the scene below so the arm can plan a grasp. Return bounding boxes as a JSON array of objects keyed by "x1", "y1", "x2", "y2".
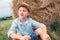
[
  {"x1": 7, "y1": 21, "x2": 17, "y2": 38},
  {"x1": 31, "y1": 19, "x2": 46, "y2": 29}
]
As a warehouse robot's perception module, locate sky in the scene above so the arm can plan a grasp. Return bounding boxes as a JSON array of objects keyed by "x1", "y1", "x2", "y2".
[{"x1": 0, "y1": 0, "x2": 12, "y2": 18}]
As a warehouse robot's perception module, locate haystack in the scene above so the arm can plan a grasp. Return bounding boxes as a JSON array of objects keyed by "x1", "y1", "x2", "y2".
[{"x1": 12, "y1": 0, "x2": 60, "y2": 26}]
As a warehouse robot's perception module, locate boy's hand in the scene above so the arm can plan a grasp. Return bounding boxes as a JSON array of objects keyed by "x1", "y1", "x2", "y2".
[
  {"x1": 23, "y1": 35, "x2": 31, "y2": 40},
  {"x1": 20, "y1": 37, "x2": 25, "y2": 40}
]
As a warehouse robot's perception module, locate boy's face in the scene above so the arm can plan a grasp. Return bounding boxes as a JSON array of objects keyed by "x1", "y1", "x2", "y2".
[{"x1": 18, "y1": 7, "x2": 30, "y2": 19}]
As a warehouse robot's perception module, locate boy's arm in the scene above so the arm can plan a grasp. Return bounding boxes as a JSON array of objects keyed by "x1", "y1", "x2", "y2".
[
  {"x1": 10, "y1": 32, "x2": 23, "y2": 40},
  {"x1": 7, "y1": 21, "x2": 22, "y2": 39}
]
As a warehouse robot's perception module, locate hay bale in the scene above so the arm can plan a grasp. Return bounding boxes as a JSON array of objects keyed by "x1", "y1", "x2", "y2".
[{"x1": 12, "y1": 0, "x2": 60, "y2": 26}]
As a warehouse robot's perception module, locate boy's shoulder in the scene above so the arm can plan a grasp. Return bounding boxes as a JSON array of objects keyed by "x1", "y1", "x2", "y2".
[
  {"x1": 28, "y1": 17, "x2": 35, "y2": 21},
  {"x1": 27, "y1": 17, "x2": 33, "y2": 21}
]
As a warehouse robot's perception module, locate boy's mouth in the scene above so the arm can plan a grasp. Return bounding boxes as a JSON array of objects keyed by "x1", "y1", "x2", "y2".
[{"x1": 21, "y1": 14, "x2": 23, "y2": 16}]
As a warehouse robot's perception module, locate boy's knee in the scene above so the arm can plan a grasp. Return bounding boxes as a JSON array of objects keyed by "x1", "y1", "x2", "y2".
[
  {"x1": 35, "y1": 28, "x2": 40, "y2": 36},
  {"x1": 24, "y1": 35, "x2": 31, "y2": 40}
]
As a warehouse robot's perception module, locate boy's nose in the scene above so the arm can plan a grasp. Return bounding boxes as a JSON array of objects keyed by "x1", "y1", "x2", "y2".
[{"x1": 20, "y1": 11, "x2": 23, "y2": 14}]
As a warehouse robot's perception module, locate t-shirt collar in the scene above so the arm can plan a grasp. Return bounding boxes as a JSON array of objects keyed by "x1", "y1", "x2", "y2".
[{"x1": 18, "y1": 17, "x2": 28, "y2": 25}]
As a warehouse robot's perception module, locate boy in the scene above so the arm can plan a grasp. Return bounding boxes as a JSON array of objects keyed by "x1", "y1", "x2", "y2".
[{"x1": 8, "y1": 3, "x2": 51, "y2": 40}]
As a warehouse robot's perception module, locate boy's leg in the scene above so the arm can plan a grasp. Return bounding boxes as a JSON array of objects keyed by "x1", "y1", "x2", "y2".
[
  {"x1": 35, "y1": 28, "x2": 51, "y2": 40},
  {"x1": 35, "y1": 28, "x2": 43, "y2": 36},
  {"x1": 35, "y1": 28, "x2": 45, "y2": 40},
  {"x1": 12, "y1": 39, "x2": 15, "y2": 40},
  {"x1": 12, "y1": 39, "x2": 17, "y2": 40}
]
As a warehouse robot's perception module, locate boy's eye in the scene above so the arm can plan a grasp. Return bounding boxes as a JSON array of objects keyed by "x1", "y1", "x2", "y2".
[{"x1": 23, "y1": 10, "x2": 27, "y2": 12}]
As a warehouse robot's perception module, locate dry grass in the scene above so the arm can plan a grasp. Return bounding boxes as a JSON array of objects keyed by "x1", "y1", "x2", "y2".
[{"x1": 12, "y1": 0, "x2": 60, "y2": 26}]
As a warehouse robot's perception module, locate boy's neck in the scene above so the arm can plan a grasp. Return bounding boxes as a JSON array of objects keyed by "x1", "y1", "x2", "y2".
[{"x1": 20, "y1": 18, "x2": 27, "y2": 24}]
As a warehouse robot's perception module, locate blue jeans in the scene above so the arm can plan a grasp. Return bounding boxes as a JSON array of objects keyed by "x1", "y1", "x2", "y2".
[{"x1": 30, "y1": 31, "x2": 40, "y2": 40}]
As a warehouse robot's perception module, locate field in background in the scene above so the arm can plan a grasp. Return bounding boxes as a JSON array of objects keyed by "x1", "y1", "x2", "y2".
[{"x1": 0, "y1": 19, "x2": 12, "y2": 40}]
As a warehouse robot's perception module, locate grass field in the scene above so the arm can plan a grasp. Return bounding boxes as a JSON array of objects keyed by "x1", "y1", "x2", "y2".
[
  {"x1": 0, "y1": 19, "x2": 12, "y2": 40},
  {"x1": 0, "y1": 19, "x2": 60, "y2": 40}
]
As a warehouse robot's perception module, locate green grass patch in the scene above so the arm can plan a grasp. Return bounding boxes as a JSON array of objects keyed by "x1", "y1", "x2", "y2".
[{"x1": 0, "y1": 19, "x2": 12, "y2": 40}]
